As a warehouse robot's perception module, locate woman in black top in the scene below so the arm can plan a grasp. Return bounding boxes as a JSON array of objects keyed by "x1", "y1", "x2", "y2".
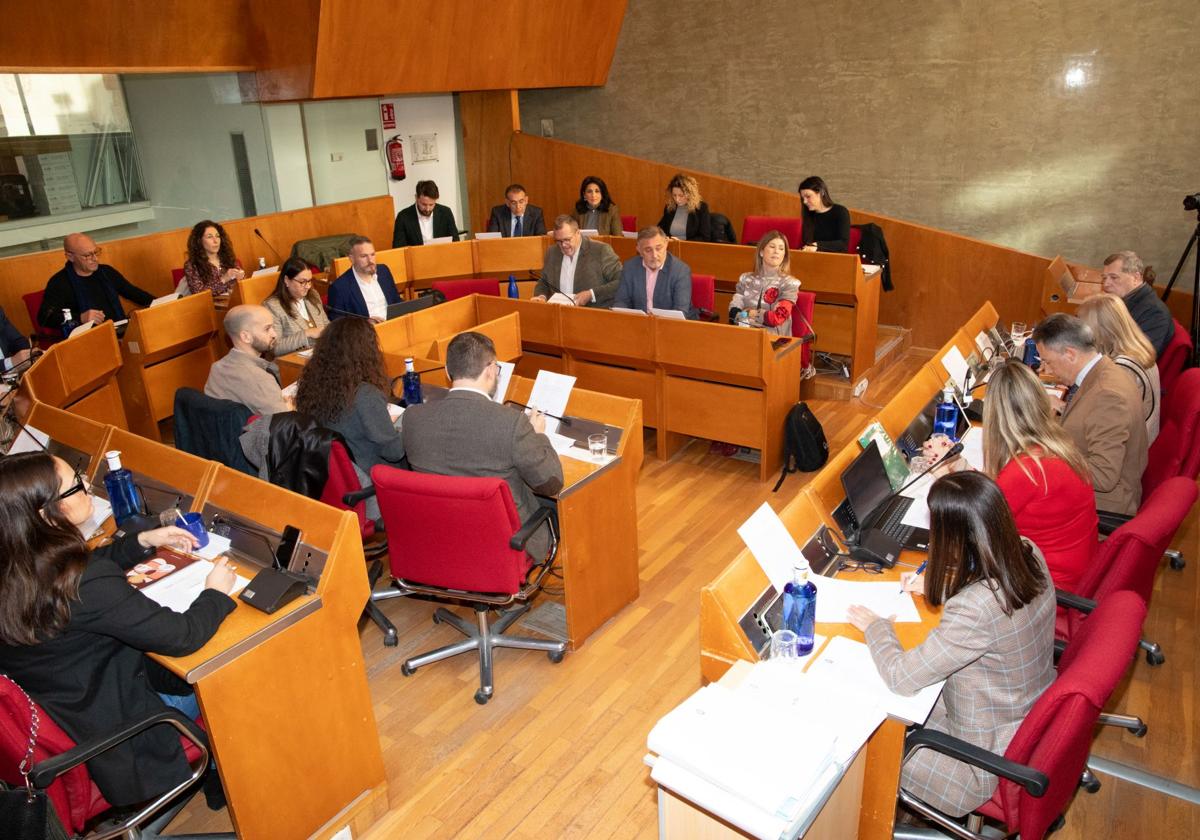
[
  {"x1": 656, "y1": 173, "x2": 712, "y2": 242},
  {"x1": 0, "y1": 453, "x2": 236, "y2": 806},
  {"x1": 798, "y1": 175, "x2": 851, "y2": 253}
]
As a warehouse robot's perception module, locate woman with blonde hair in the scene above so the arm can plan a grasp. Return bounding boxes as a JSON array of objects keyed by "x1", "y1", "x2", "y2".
[
  {"x1": 983, "y1": 359, "x2": 1097, "y2": 590},
  {"x1": 656, "y1": 173, "x2": 712, "y2": 241},
  {"x1": 1077, "y1": 293, "x2": 1160, "y2": 443},
  {"x1": 728, "y1": 230, "x2": 800, "y2": 336}
]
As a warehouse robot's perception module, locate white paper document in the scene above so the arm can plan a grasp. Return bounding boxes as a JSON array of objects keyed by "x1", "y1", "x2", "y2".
[
  {"x1": 940, "y1": 344, "x2": 970, "y2": 393},
  {"x1": 610, "y1": 306, "x2": 647, "y2": 316},
  {"x1": 492, "y1": 361, "x2": 515, "y2": 403},
  {"x1": 251, "y1": 265, "x2": 279, "y2": 277},
  {"x1": 474, "y1": 231, "x2": 502, "y2": 240},
  {"x1": 141, "y1": 559, "x2": 251, "y2": 613},
  {"x1": 298, "y1": 348, "x2": 314, "y2": 358},
  {"x1": 7, "y1": 424, "x2": 49, "y2": 455},
  {"x1": 974, "y1": 330, "x2": 992, "y2": 357},
  {"x1": 546, "y1": 292, "x2": 575, "y2": 306},
  {"x1": 579, "y1": 228, "x2": 600, "y2": 238},
  {"x1": 621, "y1": 230, "x2": 638, "y2": 238},
  {"x1": 899, "y1": 474, "x2": 933, "y2": 529},
  {"x1": 527, "y1": 370, "x2": 575, "y2": 435},
  {"x1": 959, "y1": 425, "x2": 984, "y2": 471},
  {"x1": 387, "y1": 403, "x2": 405, "y2": 424},
  {"x1": 736, "y1": 502, "x2": 804, "y2": 594},
  {"x1": 68, "y1": 321, "x2": 95, "y2": 338},
  {"x1": 811, "y1": 574, "x2": 921, "y2": 624},
  {"x1": 650, "y1": 307, "x2": 686, "y2": 319},
  {"x1": 545, "y1": 430, "x2": 576, "y2": 454},
  {"x1": 150, "y1": 293, "x2": 179, "y2": 308},
  {"x1": 79, "y1": 497, "x2": 113, "y2": 541},
  {"x1": 805, "y1": 635, "x2": 945, "y2": 725},
  {"x1": 426, "y1": 236, "x2": 454, "y2": 245},
  {"x1": 192, "y1": 531, "x2": 234, "y2": 561}
]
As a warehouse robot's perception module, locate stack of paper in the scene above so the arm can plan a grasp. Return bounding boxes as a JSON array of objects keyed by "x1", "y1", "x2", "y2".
[
  {"x1": 805, "y1": 635, "x2": 944, "y2": 725},
  {"x1": 528, "y1": 370, "x2": 575, "y2": 435},
  {"x1": 810, "y1": 575, "x2": 921, "y2": 624}
]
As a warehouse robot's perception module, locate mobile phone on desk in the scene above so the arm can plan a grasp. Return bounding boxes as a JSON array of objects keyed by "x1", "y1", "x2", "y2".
[{"x1": 274, "y1": 525, "x2": 302, "y2": 571}]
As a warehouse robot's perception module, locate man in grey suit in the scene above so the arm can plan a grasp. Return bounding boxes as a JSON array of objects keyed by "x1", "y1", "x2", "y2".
[
  {"x1": 531, "y1": 215, "x2": 622, "y2": 307},
  {"x1": 613, "y1": 226, "x2": 696, "y2": 319},
  {"x1": 401, "y1": 332, "x2": 563, "y2": 558}
]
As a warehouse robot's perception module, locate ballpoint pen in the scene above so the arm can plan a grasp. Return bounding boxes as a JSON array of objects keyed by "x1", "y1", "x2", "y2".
[{"x1": 902, "y1": 560, "x2": 928, "y2": 593}]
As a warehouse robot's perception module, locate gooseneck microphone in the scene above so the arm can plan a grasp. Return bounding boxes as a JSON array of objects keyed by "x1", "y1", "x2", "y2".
[
  {"x1": 535, "y1": 273, "x2": 577, "y2": 305},
  {"x1": 254, "y1": 228, "x2": 284, "y2": 265}
]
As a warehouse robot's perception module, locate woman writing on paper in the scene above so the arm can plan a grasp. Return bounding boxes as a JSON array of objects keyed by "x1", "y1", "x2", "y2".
[
  {"x1": 847, "y1": 471, "x2": 1055, "y2": 818},
  {"x1": 728, "y1": 230, "x2": 801, "y2": 336},
  {"x1": 982, "y1": 359, "x2": 1097, "y2": 591},
  {"x1": 0, "y1": 452, "x2": 236, "y2": 808},
  {"x1": 264, "y1": 257, "x2": 330, "y2": 355}
]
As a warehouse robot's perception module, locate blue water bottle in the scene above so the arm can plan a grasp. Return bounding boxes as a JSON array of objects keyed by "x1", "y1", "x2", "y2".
[
  {"x1": 783, "y1": 560, "x2": 818, "y2": 655},
  {"x1": 1022, "y1": 337, "x2": 1041, "y2": 371},
  {"x1": 102, "y1": 450, "x2": 145, "y2": 525},
  {"x1": 507, "y1": 274, "x2": 519, "y2": 298},
  {"x1": 933, "y1": 387, "x2": 959, "y2": 441},
  {"x1": 401, "y1": 356, "x2": 423, "y2": 406},
  {"x1": 60, "y1": 308, "x2": 80, "y2": 339}
]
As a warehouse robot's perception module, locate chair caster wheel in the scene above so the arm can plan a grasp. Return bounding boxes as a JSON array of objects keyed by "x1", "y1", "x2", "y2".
[
  {"x1": 1169, "y1": 554, "x2": 1186, "y2": 570},
  {"x1": 1082, "y1": 778, "x2": 1102, "y2": 794},
  {"x1": 401, "y1": 663, "x2": 415, "y2": 677},
  {"x1": 384, "y1": 631, "x2": 398, "y2": 648},
  {"x1": 548, "y1": 649, "x2": 565, "y2": 664},
  {"x1": 1146, "y1": 649, "x2": 1165, "y2": 666},
  {"x1": 1132, "y1": 723, "x2": 1148, "y2": 738},
  {"x1": 474, "y1": 689, "x2": 490, "y2": 705}
]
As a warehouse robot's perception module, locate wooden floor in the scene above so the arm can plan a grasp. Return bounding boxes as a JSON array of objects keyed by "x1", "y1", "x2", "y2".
[{"x1": 170, "y1": 350, "x2": 1199, "y2": 839}]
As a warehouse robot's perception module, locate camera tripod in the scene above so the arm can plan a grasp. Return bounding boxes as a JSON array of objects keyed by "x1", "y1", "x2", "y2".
[{"x1": 1160, "y1": 209, "x2": 1200, "y2": 367}]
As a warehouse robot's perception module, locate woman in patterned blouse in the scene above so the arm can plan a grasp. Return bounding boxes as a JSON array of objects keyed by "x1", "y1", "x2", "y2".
[
  {"x1": 184, "y1": 219, "x2": 244, "y2": 296},
  {"x1": 728, "y1": 230, "x2": 800, "y2": 336}
]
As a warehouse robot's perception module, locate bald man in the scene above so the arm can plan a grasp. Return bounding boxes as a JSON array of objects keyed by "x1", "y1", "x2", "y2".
[
  {"x1": 204, "y1": 305, "x2": 292, "y2": 415},
  {"x1": 37, "y1": 233, "x2": 153, "y2": 330}
]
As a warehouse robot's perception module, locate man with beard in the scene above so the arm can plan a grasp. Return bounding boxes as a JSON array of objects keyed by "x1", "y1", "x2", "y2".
[
  {"x1": 401, "y1": 331, "x2": 562, "y2": 559},
  {"x1": 204, "y1": 304, "x2": 293, "y2": 415},
  {"x1": 391, "y1": 180, "x2": 460, "y2": 247}
]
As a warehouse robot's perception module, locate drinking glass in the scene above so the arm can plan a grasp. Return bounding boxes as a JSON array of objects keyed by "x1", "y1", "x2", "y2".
[
  {"x1": 588, "y1": 432, "x2": 608, "y2": 461},
  {"x1": 1009, "y1": 321, "x2": 1027, "y2": 345},
  {"x1": 768, "y1": 629, "x2": 800, "y2": 661}
]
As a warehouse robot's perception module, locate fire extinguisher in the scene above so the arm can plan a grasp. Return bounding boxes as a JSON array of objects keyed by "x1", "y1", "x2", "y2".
[{"x1": 386, "y1": 135, "x2": 406, "y2": 181}]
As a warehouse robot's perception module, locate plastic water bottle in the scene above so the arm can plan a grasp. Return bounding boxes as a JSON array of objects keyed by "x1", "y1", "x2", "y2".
[
  {"x1": 783, "y1": 560, "x2": 818, "y2": 655},
  {"x1": 933, "y1": 387, "x2": 959, "y2": 441},
  {"x1": 60, "y1": 308, "x2": 79, "y2": 338},
  {"x1": 401, "y1": 357, "x2": 423, "y2": 406},
  {"x1": 102, "y1": 450, "x2": 145, "y2": 525},
  {"x1": 258, "y1": 256, "x2": 268, "y2": 270},
  {"x1": 507, "y1": 274, "x2": 519, "y2": 298}
]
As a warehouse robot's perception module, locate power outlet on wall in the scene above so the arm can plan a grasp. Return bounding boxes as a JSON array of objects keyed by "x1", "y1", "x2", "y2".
[
  {"x1": 853, "y1": 378, "x2": 869, "y2": 398},
  {"x1": 540, "y1": 119, "x2": 555, "y2": 138}
]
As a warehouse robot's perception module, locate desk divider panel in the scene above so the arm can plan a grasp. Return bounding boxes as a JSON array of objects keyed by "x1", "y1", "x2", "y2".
[
  {"x1": 476, "y1": 295, "x2": 562, "y2": 350},
  {"x1": 654, "y1": 319, "x2": 766, "y2": 386},
  {"x1": 404, "y1": 293, "x2": 478, "y2": 348},
  {"x1": 431, "y1": 311, "x2": 522, "y2": 362},
  {"x1": 227, "y1": 272, "x2": 280, "y2": 312},
  {"x1": 25, "y1": 321, "x2": 123, "y2": 412},
  {"x1": 373, "y1": 315, "x2": 416, "y2": 357},
  {"x1": 474, "y1": 235, "x2": 548, "y2": 275},
  {"x1": 595, "y1": 235, "x2": 639, "y2": 260},
  {"x1": 92, "y1": 427, "x2": 217, "y2": 514},
  {"x1": 16, "y1": 398, "x2": 110, "y2": 475},
  {"x1": 560, "y1": 306, "x2": 656, "y2": 365},
  {"x1": 124, "y1": 292, "x2": 219, "y2": 360},
  {"x1": 405, "y1": 239, "x2": 476, "y2": 284},
  {"x1": 871, "y1": 365, "x2": 946, "y2": 442}
]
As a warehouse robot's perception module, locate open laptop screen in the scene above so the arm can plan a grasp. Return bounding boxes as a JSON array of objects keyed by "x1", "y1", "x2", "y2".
[{"x1": 840, "y1": 439, "x2": 893, "y2": 525}]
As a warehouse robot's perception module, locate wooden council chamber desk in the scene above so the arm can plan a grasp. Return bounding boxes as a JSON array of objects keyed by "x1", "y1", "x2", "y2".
[{"x1": 691, "y1": 302, "x2": 999, "y2": 839}]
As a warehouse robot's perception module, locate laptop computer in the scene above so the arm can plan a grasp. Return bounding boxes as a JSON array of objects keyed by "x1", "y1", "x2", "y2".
[
  {"x1": 385, "y1": 295, "x2": 440, "y2": 320},
  {"x1": 840, "y1": 439, "x2": 929, "y2": 552}
]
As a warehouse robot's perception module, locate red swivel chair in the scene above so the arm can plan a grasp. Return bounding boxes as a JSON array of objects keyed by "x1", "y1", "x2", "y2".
[
  {"x1": 621, "y1": 214, "x2": 637, "y2": 233},
  {"x1": 790, "y1": 291, "x2": 818, "y2": 370},
  {"x1": 0, "y1": 675, "x2": 229, "y2": 839},
  {"x1": 898, "y1": 590, "x2": 1146, "y2": 840},
  {"x1": 740, "y1": 216, "x2": 803, "y2": 248},
  {"x1": 1157, "y1": 319, "x2": 1191, "y2": 397},
  {"x1": 431, "y1": 278, "x2": 500, "y2": 300},
  {"x1": 369, "y1": 467, "x2": 566, "y2": 704},
  {"x1": 848, "y1": 226, "x2": 863, "y2": 255},
  {"x1": 321, "y1": 441, "x2": 397, "y2": 647},
  {"x1": 1142, "y1": 367, "x2": 1200, "y2": 498},
  {"x1": 691, "y1": 274, "x2": 716, "y2": 320},
  {"x1": 22, "y1": 289, "x2": 61, "y2": 350}
]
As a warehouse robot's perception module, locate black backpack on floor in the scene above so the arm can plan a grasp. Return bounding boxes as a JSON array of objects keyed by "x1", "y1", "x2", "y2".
[{"x1": 772, "y1": 402, "x2": 829, "y2": 492}]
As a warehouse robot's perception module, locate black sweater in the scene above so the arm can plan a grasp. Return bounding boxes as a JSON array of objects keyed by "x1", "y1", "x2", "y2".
[
  {"x1": 801, "y1": 204, "x2": 851, "y2": 253},
  {"x1": 0, "y1": 534, "x2": 235, "y2": 806}
]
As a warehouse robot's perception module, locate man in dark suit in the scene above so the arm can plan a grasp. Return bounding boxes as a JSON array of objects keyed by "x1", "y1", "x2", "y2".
[
  {"x1": 0, "y1": 306, "x2": 31, "y2": 369},
  {"x1": 391, "y1": 180, "x2": 460, "y2": 248},
  {"x1": 1099, "y1": 250, "x2": 1175, "y2": 358},
  {"x1": 613, "y1": 226, "x2": 696, "y2": 319},
  {"x1": 531, "y1": 215, "x2": 622, "y2": 307},
  {"x1": 38, "y1": 232, "x2": 153, "y2": 330},
  {"x1": 486, "y1": 183, "x2": 546, "y2": 238},
  {"x1": 402, "y1": 331, "x2": 563, "y2": 558},
  {"x1": 326, "y1": 235, "x2": 402, "y2": 321},
  {"x1": 1034, "y1": 313, "x2": 1147, "y2": 515}
]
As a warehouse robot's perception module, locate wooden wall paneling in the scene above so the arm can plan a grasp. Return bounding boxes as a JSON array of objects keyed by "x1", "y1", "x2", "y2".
[
  {"x1": 476, "y1": 295, "x2": 561, "y2": 353},
  {"x1": 0, "y1": 196, "x2": 394, "y2": 338},
  {"x1": 0, "y1": 1, "x2": 252, "y2": 72},
  {"x1": 460, "y1": 91, "x2": 523, "y2": 235},
  {"x1": 246, "y1": 0, "x2": 322, "y2": 101},
  {"x1": 404, "y1": 240, "x2": 477, "y2": 286}
]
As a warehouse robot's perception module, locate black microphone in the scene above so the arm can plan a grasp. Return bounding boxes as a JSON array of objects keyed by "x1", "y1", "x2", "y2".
[
  {"x1": 254, "y1": 228, "x2": 284, "y2": 265},
  {"x1": 323, "y1": 304, "x2": 370, "y2": 320},
  {"x1": 848, "y1": 442, "x2": 964, "y2": 566},
  {"x1": 536, "y1": 273, "x2": 577, "y2": 305}
]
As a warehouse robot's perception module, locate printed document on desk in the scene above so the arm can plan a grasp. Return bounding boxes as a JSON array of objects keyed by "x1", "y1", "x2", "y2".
[
  {"x1": 812, "y1": 574, "x2": 920, "y2": 623},
  {"x1": 528, "y1": 370, "x2": 575, "y2": 435},
  {"x1": 806, "y1": 635, "x2": 944, "y2": 725},
  {"x1": 941, "y1": 344, "x2": 969, "y2": 393},
  {"x1": 492, "y1": 361, "x2": 515, "y2": 403},
  {"x1": 7, "y1": 424, "x2": 49, "y2": 455},
  {"x1": 141, "y1": 557, "x2": 251, "y2": 613},
  {"x1": 737, "y1": 502, "x2": 804, "y2": 593}
]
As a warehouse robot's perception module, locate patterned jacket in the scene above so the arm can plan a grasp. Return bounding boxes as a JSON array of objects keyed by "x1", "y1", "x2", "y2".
[{"x1": 728, "y1": 272, "x2": 800, "y2": 336}]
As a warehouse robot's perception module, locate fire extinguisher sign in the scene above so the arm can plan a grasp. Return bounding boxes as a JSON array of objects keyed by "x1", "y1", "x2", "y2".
[{"x1": 380, "y1": 103, "x2": 396, "y2": 130}]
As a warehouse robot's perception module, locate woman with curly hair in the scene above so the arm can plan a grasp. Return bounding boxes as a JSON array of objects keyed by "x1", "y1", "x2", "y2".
[
  {"x1": 573, "y1": 176, "x2": 623, "y2": 236},
  {"x1": 184, "y1": 219, "x2": 244, "y2": 296},
  {"x1": 0, "y1": 452, "x2": 236, "y2": 807},
  {"x1": 728, "y1": 230, "x2": 800, "y2": 336},
  {"x1": 295, "y1": 317, "x2": 404, "y2": 507},
  {"x1": 656, "y1": 173, "x2": 712, "y2": 242},
  {"x1": 263, "y1": 257, "x2": 329, "y2": 354}
]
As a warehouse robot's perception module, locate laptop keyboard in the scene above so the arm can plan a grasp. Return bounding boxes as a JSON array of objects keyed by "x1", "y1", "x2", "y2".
[{"x1": 879, "y1": 500, "x2": 916, "y2": 547}]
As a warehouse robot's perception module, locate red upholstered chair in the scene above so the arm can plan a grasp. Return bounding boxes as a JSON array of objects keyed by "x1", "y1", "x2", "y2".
[
  {"x1": 898, "y1": 590, "x2": 1145, "y2": 840},
  {"x1": 0, "y1": 675, "x2": 226, "y2": 839},
  {"x1": 1157, "y1": 319, "x2": 1191, "y2": 397},
  {"x1": 740, "y1": 216, "x2": 803, "y2": 248},
  {"x1": 1142, "y1": 367, "x2": 1200, "y2": 498},
  {"x1": 848, "y1": 226, "x2": 863, "y2": 255},
  {"x1": 790, "y1": 290, "x2": 818, "y2": 369},
  {"x1": 691, "y1": 274, "x2": 716, "y2": 320},
  {"x1": 321, "y1": 441, "x2": 397, "y2": 646},
  {"x1": 621, "y1": 214, "x2": 637, "y2": 233},
  {"x1": 370, "y1": 467, "x2": 566, "y2": 704},
  {"x1": 431, "y1": 278, "x2": 500, "y2": 300},
  {"x1": 22, "y1": 289, "x2": 61, "y2": 349}
]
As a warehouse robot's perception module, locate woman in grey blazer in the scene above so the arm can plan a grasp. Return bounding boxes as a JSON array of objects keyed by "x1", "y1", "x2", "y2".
[
  {"x1": 848, "y1": 471, "x2": 1056, "y2": 818},
  {"x1": 263, "y1": 257, "x2": 330, "y2": 356}
]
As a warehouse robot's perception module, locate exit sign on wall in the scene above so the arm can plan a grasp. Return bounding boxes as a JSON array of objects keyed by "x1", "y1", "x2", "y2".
[{"x1": 380, "y1": 103, "x2": 396, "y2": 129}]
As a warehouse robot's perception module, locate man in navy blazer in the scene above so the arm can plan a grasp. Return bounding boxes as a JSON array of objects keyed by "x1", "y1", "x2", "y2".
[
  {"x1": 486, "y1": 183, "x2": 547, "y2": 238},
  {"x1": 613, "y1": 227, "x2": 696, "y2": 319},
  {"x1": 326, "y1": 236, "x2": 402, "y2": 322}
]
